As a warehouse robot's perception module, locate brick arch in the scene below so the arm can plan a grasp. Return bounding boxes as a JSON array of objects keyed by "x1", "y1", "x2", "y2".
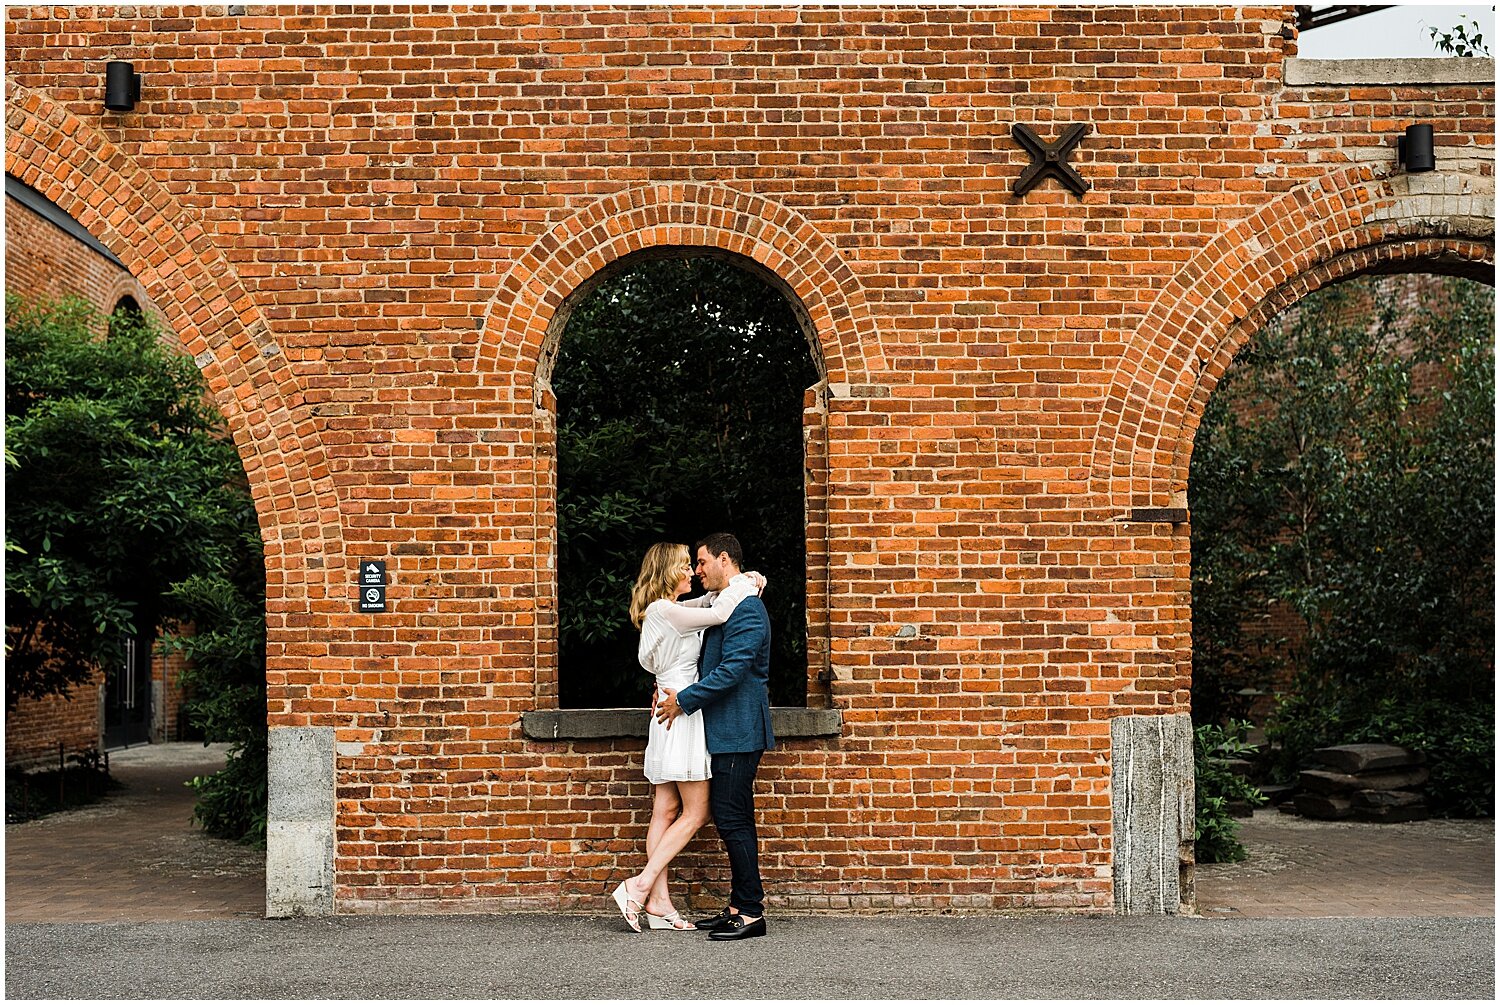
[
  {"x1": 5, "y1": 81, "x2": 344, "y2": 601},
  {"x1": 1091, "y1": 166, "x2": 1495, "y2": 511},
  {"x1": 6, "y1": 82, "x2": 351, "y2": 741},
  {"x1": 473, "y1": 184, "x2": 885, "y2": 387}
]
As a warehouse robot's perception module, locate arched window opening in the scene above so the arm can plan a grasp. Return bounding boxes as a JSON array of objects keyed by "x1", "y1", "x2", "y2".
[
  {"x1": 550, "y1": 253, "x2": 821, "y2": 709},
  {"x1": 1188, "y1": 272, "x2": 1494, "y2": 869},
  {"x1": 108, "y1": 295, "x2": 144, "y2": 340}
]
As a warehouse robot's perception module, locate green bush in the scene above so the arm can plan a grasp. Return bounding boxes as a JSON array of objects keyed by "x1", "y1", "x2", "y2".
[
  {"x1": 1194, "y1": 721, "x2": 1267, "y2": 864},
  {"x1": 4, "y1": 293, "x2": 268, "y2": 843},
  {"x1": 1191, "y1": 276, "x2": 1494, "y2": 817},
  {"x1": 163, "y1": 564, "x2": 268, "y2": 845}
]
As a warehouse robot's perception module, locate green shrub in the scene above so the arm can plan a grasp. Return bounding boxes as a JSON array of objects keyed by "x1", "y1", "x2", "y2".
[
  {"x1": 1194, "y1": 721, "x2": 1267, "y2": 864},
  {"x1": 1191, "y1": 276, "x2": 1494, "y2": 817},
  {"x1": 163, "y1": 564, "x2": 268, "y2": 846}
]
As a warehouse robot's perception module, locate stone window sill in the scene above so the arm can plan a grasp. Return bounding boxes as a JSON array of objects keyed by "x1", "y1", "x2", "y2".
[{"x1": 522, "y1": 707, "x2": 842, "y2": 741}]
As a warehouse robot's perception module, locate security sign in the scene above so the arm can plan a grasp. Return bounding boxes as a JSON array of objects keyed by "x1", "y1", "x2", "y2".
[{"x1": 359, "y1": 560, "x2": 387, "y2": 612}]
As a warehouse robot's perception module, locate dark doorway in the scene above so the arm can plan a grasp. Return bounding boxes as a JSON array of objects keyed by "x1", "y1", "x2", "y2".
[{"x1": 103, "y1": 632, "x2": 151, "y2": 749}]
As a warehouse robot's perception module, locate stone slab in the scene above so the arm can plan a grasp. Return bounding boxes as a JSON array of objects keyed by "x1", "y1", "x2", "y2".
[
  {"x1": 1258, "y1": 783, "x2": 1298, "y2": 804},
  {"x1": 1294, "y1": 792, "x2": 1354, "y2": 820},
  {"x1": 1110, "y1": 713, "x2": 1194, "y2": 915},
  {"x1": 521, "y1": 707, "x2": 842, "y2": 740},
  {"x1": 1285, "y1": 57, "x2": 1496, "y2": 86},
  {"x1": 1300, "y1": 766, "x2": 1430, "y2": 795},
  {"x1": 1353, "y1": 789, "x2": 1427, "y2": 810},
  {"x1": 1311, "y1": 744, "x2": 1424, "y2": 774}
]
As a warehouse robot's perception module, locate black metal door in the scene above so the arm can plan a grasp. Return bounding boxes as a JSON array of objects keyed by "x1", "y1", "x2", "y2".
[{"x1": 104, "y1": 633, "x2": 151, "y2": 748}]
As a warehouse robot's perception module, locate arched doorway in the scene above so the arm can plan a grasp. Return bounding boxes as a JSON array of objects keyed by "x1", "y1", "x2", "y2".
[
  {"x1": 1189, "y1": 267, "x2": 1494, "y2": 916},
  {"x1": 6, "y1": 85, "x2": 344, "y2": 917},
  {"x1": 1090, "y1": 165, "x2": 1494, "y2": 914}
]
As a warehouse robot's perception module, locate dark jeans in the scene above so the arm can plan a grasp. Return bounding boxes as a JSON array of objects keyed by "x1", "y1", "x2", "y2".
[{"x1": 709, "y1": 749, "x2": 764, "y2": 918}]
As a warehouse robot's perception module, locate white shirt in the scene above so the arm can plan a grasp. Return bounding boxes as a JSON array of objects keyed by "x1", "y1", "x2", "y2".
[{"x1": 637, "y1": 573, "x2": 762, "y2": 691}]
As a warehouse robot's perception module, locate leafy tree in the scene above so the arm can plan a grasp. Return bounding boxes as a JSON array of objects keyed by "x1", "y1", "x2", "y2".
[
  {"x1": 5, "y1": 294, "x2": 269, "y2": 842},
  {"x1": 553, "y1": 256, "x2": 819, "y2": 707},
  {"x1": 1189, "y1": 276, "x2": 1495, "y2": 816},
  {"x1": 5, "y1": 296, "x2": 253, "y2": 709}
]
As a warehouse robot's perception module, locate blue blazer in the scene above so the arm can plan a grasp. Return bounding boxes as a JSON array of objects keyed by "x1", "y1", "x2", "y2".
[{"x1": 675, "y1": 596, "x2": 776, "y2": 754}]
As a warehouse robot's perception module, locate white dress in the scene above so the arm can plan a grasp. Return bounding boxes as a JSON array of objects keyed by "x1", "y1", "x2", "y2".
[{"x1": 638, "y1": 574, "x2": 760, "y2": 784}]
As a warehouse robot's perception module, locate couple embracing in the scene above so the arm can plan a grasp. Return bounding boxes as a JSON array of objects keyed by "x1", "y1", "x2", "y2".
[{"x1": 610, "y1": 532, "x2": 772, "y2": 941}]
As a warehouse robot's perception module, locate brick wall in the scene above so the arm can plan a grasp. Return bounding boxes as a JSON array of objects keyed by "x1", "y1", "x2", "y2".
[
  {"x1": 5, "y1": 684, "x2": 100, "y2": 770},
  {"x1": 4, "y1": 6, "x2": 1491, "y2": 913},
  {"x1": 4, "y1": 192, "x2": 155, "y2": 321}
]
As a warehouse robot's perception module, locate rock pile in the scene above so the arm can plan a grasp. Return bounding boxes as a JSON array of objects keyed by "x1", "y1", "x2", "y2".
[{"x1": 1289, "y1": 743, "x2": 1430, "y2": 822}]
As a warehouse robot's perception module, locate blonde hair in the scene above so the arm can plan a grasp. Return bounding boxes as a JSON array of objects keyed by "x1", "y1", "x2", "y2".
[{"x1": 630, "y1": 542, "x2": 690, "y2": 629}]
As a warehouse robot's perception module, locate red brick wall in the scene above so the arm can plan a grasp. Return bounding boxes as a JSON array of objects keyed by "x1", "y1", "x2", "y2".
[
  {"x1": 4, "y1": 192, "x2": 155, "y2": 322},
  {"x1": 4, "y1": 679, "x2": 100, "y2": 770},
  {"x1": 3, "y1": 6, "x2": 1491, "y2": 913}
]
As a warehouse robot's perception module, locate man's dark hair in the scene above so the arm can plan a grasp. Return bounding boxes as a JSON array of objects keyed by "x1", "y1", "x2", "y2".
[{"x1": 695, "y1": 532, "x2": 743, "y2": 570}]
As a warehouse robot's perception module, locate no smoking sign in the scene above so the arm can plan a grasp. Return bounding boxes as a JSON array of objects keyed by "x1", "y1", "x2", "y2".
[{"x1": 359, "y1": 560, "x2": 387, "y2": 613}]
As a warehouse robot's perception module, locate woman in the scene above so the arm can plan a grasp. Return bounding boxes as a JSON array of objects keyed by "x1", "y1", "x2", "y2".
[{"x1": 610, "y1": 541, "x2": 764, "y2": 933}]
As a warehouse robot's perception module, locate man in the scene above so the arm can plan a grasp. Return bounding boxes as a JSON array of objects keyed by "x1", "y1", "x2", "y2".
[{"x1": 656, "y1": 531, "x2": 775, "y2": 942}]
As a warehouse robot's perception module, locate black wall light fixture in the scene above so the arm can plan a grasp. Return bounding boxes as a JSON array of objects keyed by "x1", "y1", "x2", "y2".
[
  {"x1": 104, "y1": 61, "x2": 141, "y2": 112},
  {"x1": 1397, "y1": 124, "x2": 1435, "y2": 173}
]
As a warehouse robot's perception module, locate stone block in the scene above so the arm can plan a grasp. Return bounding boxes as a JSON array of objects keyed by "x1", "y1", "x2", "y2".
[
  {"x1": 266, "y1": 820, "x2": 334, "y2": 918},
  {"x1": 1299, "y1": 766, "x2": 1430, "y2": 795},
  {"x1": 1310, "y1": 744, "x2": 1424, "y2": 775},
  {"x1": 268, "y1": 726, "x2": 335, "y2": 822},
  {"x1": 1110, "y1": 713, "x2": 1194, "y2": 915},
  {"x1": 266, "y1": 727, "x2": 334, "y2": 918},
  {"x1": 1258, "y1": 783, "x2": 1297, "y2": 805},
  {"x1": 1352, "y1": 788, "x2": 1426, "y2": 811},
  {"x1": 521, "y1": 707, "x2": 842, "y2": 740},
  {"x1": 1293, "y1": 792, "x2": 1353, "y2": 820}
]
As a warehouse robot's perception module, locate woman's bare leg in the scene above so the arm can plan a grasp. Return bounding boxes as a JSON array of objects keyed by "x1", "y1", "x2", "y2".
[
  {"x1": 642, "y1": 783, "x2": 680, "y2": 913},
  {"x1": 627, "y1": 779, "x2": 710, "y2": 911}
]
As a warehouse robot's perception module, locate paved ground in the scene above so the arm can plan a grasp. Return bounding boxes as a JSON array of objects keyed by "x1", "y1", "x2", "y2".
[
  {"x1": 3, "y1": 745, "x2": 1495, "y2": 998},
  {"x1": 4, "y1": 743, "x2": 264, "y2": 923},
  {"x1": 5, "y1": 914, "x2": 1495, "y2": 999},
  {"x1": 1196, "y1": 807, "x2": 1495, "y2": 918}
]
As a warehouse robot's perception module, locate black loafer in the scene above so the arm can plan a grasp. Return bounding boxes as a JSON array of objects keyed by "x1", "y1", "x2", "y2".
[
  {"x1": 692, "y1": 908, "x2": 736, "y2": 932},
  {"x1": 707, "y1": 915, "x2": 766, "y2": 941}
]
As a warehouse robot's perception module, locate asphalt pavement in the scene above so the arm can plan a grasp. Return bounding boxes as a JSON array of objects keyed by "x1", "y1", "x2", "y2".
[{"x1": 5, "y1": 913, "x2": 1495, "y2": 999}]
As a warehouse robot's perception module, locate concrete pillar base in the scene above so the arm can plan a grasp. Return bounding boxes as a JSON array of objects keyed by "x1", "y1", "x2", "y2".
[
  {"x1": 1111, "y1": 713, "x2": 1195, "y2": 915},
  {"x1": 266, "y1": 726, "x2": 335, "y2": 917}
]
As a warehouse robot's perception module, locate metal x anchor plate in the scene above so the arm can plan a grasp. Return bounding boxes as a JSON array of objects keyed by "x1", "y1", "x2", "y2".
[{"x1": 1012, "y1": 123, "x2": 1090, "y2": 198}]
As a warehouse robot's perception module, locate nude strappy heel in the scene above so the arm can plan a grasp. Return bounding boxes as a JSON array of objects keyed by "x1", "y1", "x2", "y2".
[
  {"x1": 611, "y1": 882, "x2": 643, "y2": 933},
  {"x1": 644, "y1": 909, "x2": 696, "y2": 931}
]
